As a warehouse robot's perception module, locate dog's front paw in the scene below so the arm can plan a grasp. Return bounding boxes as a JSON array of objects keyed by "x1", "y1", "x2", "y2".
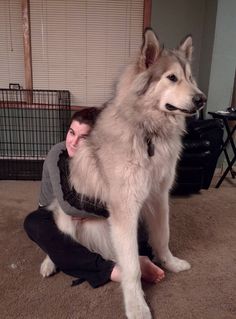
[
  {"x1": 162, "y1": 256, "x2": 191, "y2": 273},
  {"x1": 40, "y1": 256, "x2": 56, "y2": 277},
  {"x1": 125, "y1": 290, "x2": 152, "y2": 319},
  {"x1": 126, "y1": 302, "x2": 152, "y2": 319}
]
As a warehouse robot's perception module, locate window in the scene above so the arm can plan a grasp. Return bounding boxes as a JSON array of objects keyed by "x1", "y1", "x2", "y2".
[
  {"x1": 0, "y1": 0, "x2": 25, "y2": 88},
  {"x1": 30, "y1": 0, "x2": 144, "y2": 106}
]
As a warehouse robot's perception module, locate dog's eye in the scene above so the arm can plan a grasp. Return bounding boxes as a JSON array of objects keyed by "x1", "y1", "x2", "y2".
[{"x1": 167, "y1": 74, "x2": 178, "y2": 82}]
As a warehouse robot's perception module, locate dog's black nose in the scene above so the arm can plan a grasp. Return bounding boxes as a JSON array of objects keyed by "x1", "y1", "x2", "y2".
[{"x1": 192, "y1": 94, "x2": 207, "y2": 109}]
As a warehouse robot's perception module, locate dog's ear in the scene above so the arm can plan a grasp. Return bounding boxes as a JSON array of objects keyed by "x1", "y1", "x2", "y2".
[
  {"x1": 138, "y1": 28, "x2": 161, "y2": 70},
  {"x1": 178, "y1": 35, "x2": 193, "y2": 62}
]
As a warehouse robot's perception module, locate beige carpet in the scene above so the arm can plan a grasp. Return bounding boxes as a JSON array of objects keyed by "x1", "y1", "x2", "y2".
[{"x1": 0, "y1": 178, "x2": 235, "y2": 319}]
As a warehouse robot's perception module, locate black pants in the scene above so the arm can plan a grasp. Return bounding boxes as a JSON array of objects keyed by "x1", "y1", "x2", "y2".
[{"x1": 24, "y1": 208, "x2": 152, "y2": 288}]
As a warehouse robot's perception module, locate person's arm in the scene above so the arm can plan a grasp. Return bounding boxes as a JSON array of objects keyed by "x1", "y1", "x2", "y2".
[
  {"x1": 57, "y1": 147, "x2": 109, "y2": 217},
  {"x1": 46, "y1": 142, "x2": 109, "y2": 218}
]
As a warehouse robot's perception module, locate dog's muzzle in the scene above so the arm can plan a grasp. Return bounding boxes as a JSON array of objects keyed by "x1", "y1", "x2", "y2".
[{"x1": 166, "y1": 93, "x2": 207, "y2": 114}]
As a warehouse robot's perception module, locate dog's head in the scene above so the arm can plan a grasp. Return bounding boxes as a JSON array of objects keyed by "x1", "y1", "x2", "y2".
[{"x1": 127, "y1": 29, "x2": 206, "y2": 116}]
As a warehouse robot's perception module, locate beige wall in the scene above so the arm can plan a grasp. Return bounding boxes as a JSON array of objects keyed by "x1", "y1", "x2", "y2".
[
  {"x1": 207, "y1": 0, "x2": 236, "y2": 112},
  {"x1": 151, "y1": 0, "x2": 217, "y2": 98}
]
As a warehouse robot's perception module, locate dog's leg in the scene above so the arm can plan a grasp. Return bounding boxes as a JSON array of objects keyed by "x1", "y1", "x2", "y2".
[
  {"x1": 40, "y1": 255, "x2": 56, "y2": 277},
  {"x1": 144, "y1": 192, "x2": 191, "y2": 273},
  {"x1": 109, "y1": 206, "x2": 152, "y2": 319}
]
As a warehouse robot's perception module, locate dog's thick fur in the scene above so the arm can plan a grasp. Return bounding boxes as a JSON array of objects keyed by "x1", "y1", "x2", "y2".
[{"x1": 43, "y1": 29, "x2": 206, "y2": 318}]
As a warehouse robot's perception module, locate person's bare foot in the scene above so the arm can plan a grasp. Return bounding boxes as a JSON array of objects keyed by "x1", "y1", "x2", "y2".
[
  {"x1": 110, "y1": 256, "x2": 165, "y2": 283},
  {"x1": 110, "y1": 264, "x2": 122, "y2": 282},
  {"x1": 139, "y1": 256, "x2": 165, "y2": 283}
]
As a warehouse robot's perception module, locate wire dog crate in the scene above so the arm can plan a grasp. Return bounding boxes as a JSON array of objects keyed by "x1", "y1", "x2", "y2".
[{"x1": 0, "y1": 88, "x2": 71, "y2": 180}]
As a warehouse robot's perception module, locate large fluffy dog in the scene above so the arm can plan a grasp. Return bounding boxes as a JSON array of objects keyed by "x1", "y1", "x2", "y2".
[{"x1": 44, "y1": 29, "x2": 206, "y2": 318}]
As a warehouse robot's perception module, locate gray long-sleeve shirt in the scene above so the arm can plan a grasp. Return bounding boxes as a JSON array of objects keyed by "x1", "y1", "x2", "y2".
[{"x1": 38, "y1": 141, "x2": 101, "y2": 218}]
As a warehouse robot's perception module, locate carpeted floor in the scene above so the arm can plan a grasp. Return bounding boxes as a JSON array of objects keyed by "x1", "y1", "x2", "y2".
[{"x1": 0, "y1": 178, "x2": 235, "y2": 319}]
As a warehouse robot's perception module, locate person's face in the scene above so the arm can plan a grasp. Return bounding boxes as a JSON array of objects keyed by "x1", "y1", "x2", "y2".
[{"x1": 65, "y1": 120, "x2": 91, "y2": 158}]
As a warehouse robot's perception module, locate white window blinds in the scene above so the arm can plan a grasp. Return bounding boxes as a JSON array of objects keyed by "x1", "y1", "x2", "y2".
[
  {"x1": 30, "y1": 0, "x2": 144, "y2": 107},
  {"x1": 0, "y1": 0, "x2": 25, "y2": 88}
]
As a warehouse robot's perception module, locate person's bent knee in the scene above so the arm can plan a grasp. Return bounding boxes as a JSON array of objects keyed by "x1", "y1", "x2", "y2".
[
  {"x1": 24, "y1": 208, "x2": 55, "y2": 240},
  {"x1": 24, "y1": 210, "x2": 40, "y2": 239}
]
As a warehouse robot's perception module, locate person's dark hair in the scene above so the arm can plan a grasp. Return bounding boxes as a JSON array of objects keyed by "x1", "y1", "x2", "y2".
[{"x1": 68, "y1": 107, "x2": 100, "y2": 129}]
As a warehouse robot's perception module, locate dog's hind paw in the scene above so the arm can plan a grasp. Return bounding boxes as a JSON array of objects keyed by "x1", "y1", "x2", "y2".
[
  {"x1": 162, "y1": 256, "x2": 191, "y2": 273},
  {"x1": 40, "y1": 256, "x2": 56, "y2": 277}
]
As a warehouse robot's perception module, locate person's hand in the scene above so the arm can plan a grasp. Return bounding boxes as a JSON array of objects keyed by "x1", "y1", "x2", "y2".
[
  {"x1": 71, "y1": 216, "x2": 87, "y2": 222},
  {"x1": 71, "y1": 215, "x2": 98, "y2": 222}
]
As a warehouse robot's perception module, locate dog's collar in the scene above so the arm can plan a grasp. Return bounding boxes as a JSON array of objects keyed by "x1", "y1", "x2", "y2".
[{"x1": 145, "y1": 135, "x2": 155, "y2": 157}]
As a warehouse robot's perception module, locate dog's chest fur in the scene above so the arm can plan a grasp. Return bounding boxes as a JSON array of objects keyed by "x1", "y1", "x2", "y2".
[
  {"x1": 70, "y1": 105, "x2": 185, "y2": 203},
  {"x1": 135, "y1": 130, "x2": 182, "y2": 190},
  {"x1": 73, "y1": 121, "x2": 181, "y2": 202}
]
